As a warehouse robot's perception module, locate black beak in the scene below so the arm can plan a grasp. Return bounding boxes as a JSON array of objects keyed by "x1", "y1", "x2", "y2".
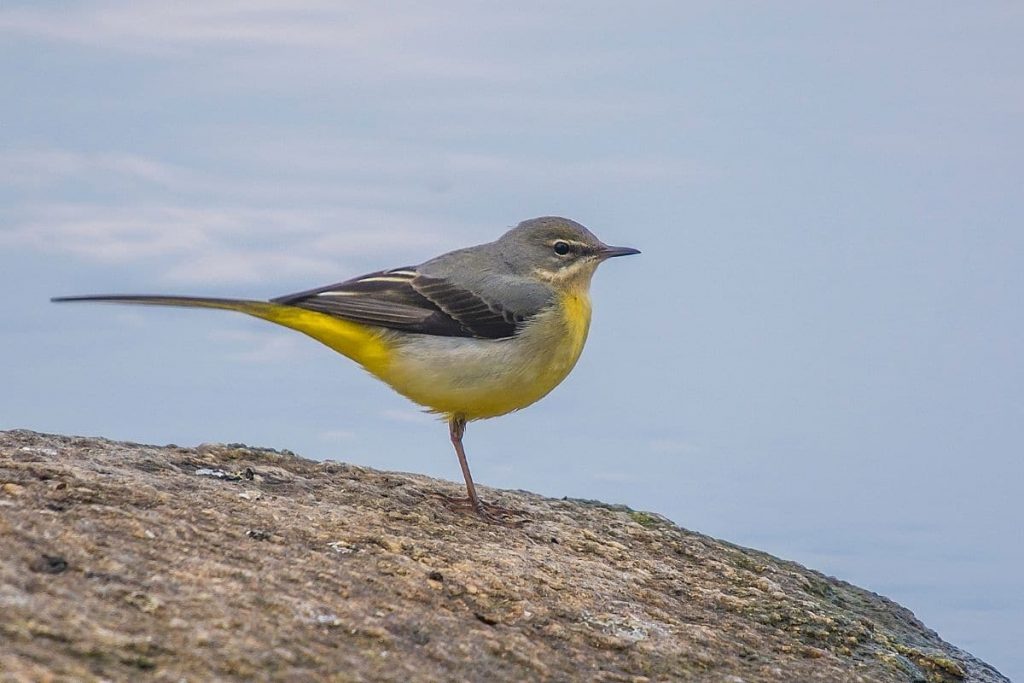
[{"x1": 598, "y1": 245, "x2": 641, "y2": 259}]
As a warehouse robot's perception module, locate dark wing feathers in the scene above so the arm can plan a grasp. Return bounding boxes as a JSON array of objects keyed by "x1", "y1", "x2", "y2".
[
  {"x1": 412, "y1": 277, "x2": 522, "y2": 338},
  {"x1": 271, "y1": 268, "x2": 522, "y2": 339}
]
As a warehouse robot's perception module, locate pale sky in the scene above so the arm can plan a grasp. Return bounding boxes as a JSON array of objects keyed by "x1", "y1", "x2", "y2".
[{"x1": 2, "y1": 2, "x2": 1022, "y2": 678}]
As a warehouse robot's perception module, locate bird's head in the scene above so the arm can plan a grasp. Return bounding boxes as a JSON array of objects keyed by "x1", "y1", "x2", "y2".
[{"x1": 497, "y1": 216, "x2": 640, "y2": 286}]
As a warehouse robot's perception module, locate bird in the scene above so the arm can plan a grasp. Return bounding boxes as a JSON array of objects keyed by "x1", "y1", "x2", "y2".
[{"x1": 52, "y1": 216, "x2": 640, "y2": 519}]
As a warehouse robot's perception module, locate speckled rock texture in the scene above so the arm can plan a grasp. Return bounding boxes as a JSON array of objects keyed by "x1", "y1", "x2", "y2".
[{"x1": 0, "y1": 430, "x2": 1007, "y2": 682}]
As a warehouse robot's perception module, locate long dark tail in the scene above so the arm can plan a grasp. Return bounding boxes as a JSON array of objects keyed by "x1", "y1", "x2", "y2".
[
  {"x1": 50, "y1": 294, "x2": 389, "y2": 368},
  {"x1": 50, "y1": 294, "x2": 271, "y2": 314}
]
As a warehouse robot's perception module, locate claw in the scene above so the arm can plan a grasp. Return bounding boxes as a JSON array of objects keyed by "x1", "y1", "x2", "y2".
[{"x1": 430, "y1": 492, "x2": 528, "y2": 527}]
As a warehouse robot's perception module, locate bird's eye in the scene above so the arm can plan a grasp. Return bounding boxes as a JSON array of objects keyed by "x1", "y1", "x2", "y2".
[{"x1": 553, "y1": 241, "x2": 571, "y2": 256}]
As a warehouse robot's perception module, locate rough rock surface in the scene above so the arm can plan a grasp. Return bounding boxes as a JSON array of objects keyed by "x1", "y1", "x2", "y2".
[{"x1": 0, "y1": 429, "x2": 1007, "y2": 682}]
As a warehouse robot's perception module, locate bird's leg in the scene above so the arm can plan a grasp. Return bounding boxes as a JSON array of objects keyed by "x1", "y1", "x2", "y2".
[
  {"x1": 441, "y1": 415, "x2": 524, "y2": 524},
  {"x1": 449, "y1": 414, "x2": 483, "y2": 513}
]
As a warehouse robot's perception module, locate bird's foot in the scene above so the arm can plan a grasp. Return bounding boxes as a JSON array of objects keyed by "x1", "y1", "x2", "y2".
[{"x1": 431, "y1": 493, "x2": 528, "y2": 526}]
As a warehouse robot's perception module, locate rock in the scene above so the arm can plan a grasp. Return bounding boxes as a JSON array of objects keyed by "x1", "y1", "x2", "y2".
[{"x1": 0, "y1": 429, "x2": 1007, "y2": 682}]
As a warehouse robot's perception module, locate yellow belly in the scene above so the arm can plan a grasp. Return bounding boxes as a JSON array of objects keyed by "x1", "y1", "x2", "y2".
[
  {"x1": 248, "y1": 291, "x2": 592, "y2": 420},
  {"x1": 376, "y1": 291, "x2": 592, "y2": 419}
]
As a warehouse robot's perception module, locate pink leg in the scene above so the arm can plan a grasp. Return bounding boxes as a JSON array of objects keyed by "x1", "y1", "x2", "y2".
[{"x1": 449, "y1": 415, "x2": 483, "y2": 513}]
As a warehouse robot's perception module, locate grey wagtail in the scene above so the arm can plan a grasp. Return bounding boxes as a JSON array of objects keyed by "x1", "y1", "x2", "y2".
[{"x1": 52, "y1": 216, "x2": 639, "y2": 518}]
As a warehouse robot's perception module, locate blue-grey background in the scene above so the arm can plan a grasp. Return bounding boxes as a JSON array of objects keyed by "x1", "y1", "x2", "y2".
[{"x1": 2, "y1": 3, "x2": 1021, "y2": 678}]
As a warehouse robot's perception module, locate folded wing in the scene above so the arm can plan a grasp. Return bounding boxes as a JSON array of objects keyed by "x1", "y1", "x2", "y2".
[{"x1": 272, "y1": 268, "x2": 532, "y2": 339}]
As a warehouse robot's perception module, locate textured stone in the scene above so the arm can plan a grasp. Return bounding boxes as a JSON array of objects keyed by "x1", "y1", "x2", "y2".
[{"x1": 0, "y1": 430, "x2": 1007, "y2": 682}]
